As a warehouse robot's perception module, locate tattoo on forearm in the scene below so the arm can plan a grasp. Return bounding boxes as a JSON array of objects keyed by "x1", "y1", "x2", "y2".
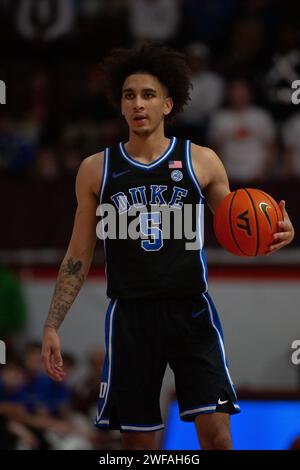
[
  {"x1": 45, "y1": 257, "x2": 85, "y2": 330},
  {"x1": 66, "y1": 258, "x2": 82, "y2": 275}
]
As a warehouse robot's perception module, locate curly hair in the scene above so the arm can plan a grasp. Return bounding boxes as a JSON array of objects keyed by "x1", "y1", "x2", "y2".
[{"x1": 99, "y1": 43, "x2": 192, "y2": 120}]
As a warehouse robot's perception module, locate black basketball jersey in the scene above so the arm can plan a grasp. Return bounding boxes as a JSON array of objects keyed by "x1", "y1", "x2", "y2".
[{"x1": 99, "y1": 137, "x2": 208, "y2": 299}]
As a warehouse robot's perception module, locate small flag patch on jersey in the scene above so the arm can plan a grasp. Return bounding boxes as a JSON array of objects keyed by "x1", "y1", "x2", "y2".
[{"x1": 169, "y1": 160, "x2": 182, "y2": 169}]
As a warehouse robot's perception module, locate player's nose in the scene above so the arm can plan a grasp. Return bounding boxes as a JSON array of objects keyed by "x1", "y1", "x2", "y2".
[{"x1": 133, "y1": 95, "x2": 145, "y2": 110}]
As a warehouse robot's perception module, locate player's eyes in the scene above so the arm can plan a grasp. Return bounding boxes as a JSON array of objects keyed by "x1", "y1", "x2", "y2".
[{"x1": 123, "y1": 92, "x2": 155, "y2": 99}]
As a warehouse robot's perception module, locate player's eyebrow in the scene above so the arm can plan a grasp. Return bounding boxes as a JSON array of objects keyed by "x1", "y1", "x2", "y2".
[{"x1": 122, "y1": 88, "x2": 157, "y2": 94}]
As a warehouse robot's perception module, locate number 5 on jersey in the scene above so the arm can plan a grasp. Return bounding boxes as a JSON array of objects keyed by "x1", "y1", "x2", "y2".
[{"x1": 140, "y1": 212, "x2": 163, "y2": 251}]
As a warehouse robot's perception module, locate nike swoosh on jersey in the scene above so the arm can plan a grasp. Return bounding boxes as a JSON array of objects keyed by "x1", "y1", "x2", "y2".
[
  {"x1": 112, "y1": 170, "x2": 131, "y2": 178},
  {"x1": 192, "y1": 307, "x2": 206, "y2": 318},
  {"x1": 218, "y1": 399, "x2": 229, "y2": 405}
]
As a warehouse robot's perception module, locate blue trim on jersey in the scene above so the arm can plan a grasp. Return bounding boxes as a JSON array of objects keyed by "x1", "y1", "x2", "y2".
[
  {"x1": 197, "y1": 198, "x2": 208, "y2": 292},
  {"x1": 99, "y1": 148, "x2": 110, "y2": 278},
  {"x1": 186, "y1": 139, "x2": 208, "y2": 293},
  {"x1": 99, "y1": 147, "x2": 110, "y2": 204},
  {"x1": 199, "y1": 246, "x2": 209, "y2": 292},
  {"x1": 184, "y1": 140, "x2": 205, "y2": 199},
  {"x1": 119, "y1": 136, "x2": 177, "y2": 170},
  {"x1": 206, "y1": 292, "x2": 225, "y2": 342},
  {"x1": 95, "y1": 299, "x2": 117, "y2": 424},
  {"x1": 95, "y1": 421, "x2": 110, "y2": 428},
  {"x1": 202, "y1": 293, "x2": 238, "y2": 401}
]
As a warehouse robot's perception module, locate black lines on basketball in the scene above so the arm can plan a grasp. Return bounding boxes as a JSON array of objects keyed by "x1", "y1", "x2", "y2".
[
  {"x1": 229, "y1": 190, "x2": 248, "y2": 256},
  {"x1": 244, "y1": 188, "x2": 259, "y2": 256}
]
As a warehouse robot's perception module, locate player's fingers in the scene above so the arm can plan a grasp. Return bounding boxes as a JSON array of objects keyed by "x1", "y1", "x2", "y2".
[
  {"x1": 49, "y1": 356, "x2": 65, "y2": 381},
  {"x1": 279, "y1": 200, "x2": 286, "y2": 213},
  {"x1": 273, "y1": 232, "x2": 290, "y2": 242},
  {"x1": 43, "y1": 356, "x2": 62, "y2": 381},
  {"x1": 54, "y1": 350, "x2": 63, "y2": 369},
  {"x1": 279, "y1": 201, "x2": 293, "y2": 225},
  {"x1": 267, "y1": 240, "x2": 287, "y2": 254},
  {"x1": 278, "y1": 220, "x2": 294, "y2": 237},
  {"x1": 48, "y1": 370, "x2": 64, "y2": 382},
  {"x1": 41, "y1": 347, "x2": 51, "y2": 374}
]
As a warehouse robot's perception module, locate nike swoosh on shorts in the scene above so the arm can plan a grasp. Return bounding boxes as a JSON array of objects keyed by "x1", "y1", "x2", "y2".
[{"x1": 218, "y1": 399, "x2": 229, "y2": 405}]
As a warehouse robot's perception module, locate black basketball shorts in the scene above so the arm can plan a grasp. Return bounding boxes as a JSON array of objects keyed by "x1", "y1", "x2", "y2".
[{"x1": 95, "y1": 292, "x2": 240, "y2": 432}]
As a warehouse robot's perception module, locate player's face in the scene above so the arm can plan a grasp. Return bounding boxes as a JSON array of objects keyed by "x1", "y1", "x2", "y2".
[{"x1": 121, "y1": 74, "x2": 173, "y2": 136}]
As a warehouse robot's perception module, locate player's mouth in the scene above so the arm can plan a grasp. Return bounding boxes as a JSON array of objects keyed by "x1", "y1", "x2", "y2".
[{"x1": 133, "y1": 114, "x2": 148, "y2": 125}]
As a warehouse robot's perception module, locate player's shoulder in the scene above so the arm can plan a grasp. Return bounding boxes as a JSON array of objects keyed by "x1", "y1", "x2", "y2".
[
  {"x1": 76, "y1": 151, "x2": 105, "y2": 195},
  {"x1": 78, "y1": 151, "x2": 105, "y2": 178},
  {"x1": 80, "y1": 151, "x2": 105, "y2": 170},
  {"x1": 189, "y1": 143, "x2": 225, "y2": 186},
  {"x1": 190, "y1": 143, "x2": 220, "y2": 163}
]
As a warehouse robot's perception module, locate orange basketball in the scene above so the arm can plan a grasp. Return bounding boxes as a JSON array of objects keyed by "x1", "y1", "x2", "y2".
[{"x1": 213, "y1": 188, "x2": 283, "y2": 257}]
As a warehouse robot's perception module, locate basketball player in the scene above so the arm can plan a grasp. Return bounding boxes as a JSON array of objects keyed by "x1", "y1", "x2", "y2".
[{"x1": 41, "y1": 44, "x2": 295, "y2": 450}]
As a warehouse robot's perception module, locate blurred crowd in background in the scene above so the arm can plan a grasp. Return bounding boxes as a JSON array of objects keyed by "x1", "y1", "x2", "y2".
[
  {"x1": 1, "y1": 0, "x2": 300, "y2": 182},
  {"x1": 0, "y1": 340, "x2": 121, "y2": 449}
]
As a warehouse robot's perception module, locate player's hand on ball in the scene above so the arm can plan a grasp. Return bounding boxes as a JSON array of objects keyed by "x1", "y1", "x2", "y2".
[{"x1": 267, "y1": 201, "x2": 295, "y2": 255}]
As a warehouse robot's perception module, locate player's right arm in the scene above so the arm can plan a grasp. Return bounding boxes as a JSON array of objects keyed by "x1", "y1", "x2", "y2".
[{"x1": 42, "y1": 152, "x2": 103, "y2": 381}]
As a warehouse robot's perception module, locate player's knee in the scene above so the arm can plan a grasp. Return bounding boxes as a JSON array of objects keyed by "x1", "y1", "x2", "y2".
[
  {"x1": 208, "y1": 431, "x2": 232, "y2": 450},
  {"x1": 121, "y1": 432, "x2": 157, "y2": 450}
]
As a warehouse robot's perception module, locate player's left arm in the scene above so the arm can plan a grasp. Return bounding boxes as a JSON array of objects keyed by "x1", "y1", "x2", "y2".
[
  {"x1": 191, "y1": 144, "x2": 295, "y2": 253},
  {"x1": 190, "y1": 144, "x2": 231, "y2": 214}
]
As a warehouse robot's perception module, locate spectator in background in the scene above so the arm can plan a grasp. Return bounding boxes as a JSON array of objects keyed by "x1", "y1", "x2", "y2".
[
  {"x1": 281, "y1": 112, "x2": 300, "y2": 179},
  {"x1": 72, "y1": 348, "x2": 105, "y2": 417},
  {"x1": 175, "y1": 42, "x2": 224, "y2": 144},
  {"x1": 182, "y1": 0, "x2": 237, "y2": 49},
  {"x1": 20, "y1": 71, "x2": 52, "y2": 142},
  {"x1": 61, "y1": 146, "x2": 82, "y2": 178},
  {"x1": 0, "y1": 113, "x2": 35, "y2": 174},
  {"x1": 72, "y1": 348, "x2": 121, "y2": 450},
  {"x1": 78, "y1": 0, "x2": 130, "y2": 53},
  {"x1": 128, "y1": 0, "x2": 180, "y2": 45},
  {"x1": 209, "y1": 79, "x2": 277, "y2": 181},
  {"x1": 15, "y1": 0, "x2": 75, "y2": 42},
  {"x1": 0, "y1": 346, "x2": 96, "y2": 449},
  {"x1": 33, "y1": 148, "x2": 60, "y2": 181},
  {"x1": 0, "y1": 267, "x2": 27, "y2": 352},
  {"x1": 0, "y1": 360, "x2": 27, "y2": 403},
  {"x1": 221, "y1": 17, "x2": 266, "y2": 78}
]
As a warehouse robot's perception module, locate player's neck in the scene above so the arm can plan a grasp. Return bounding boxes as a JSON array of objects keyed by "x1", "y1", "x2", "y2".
[{"x1": 125, "y1": 130, "x2": 170, "y2": 164}]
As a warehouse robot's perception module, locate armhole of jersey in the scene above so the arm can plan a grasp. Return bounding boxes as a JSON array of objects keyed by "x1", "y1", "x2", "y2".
[
  {"x1": 184, "y1": 139, "x2": 205, "y2": 200},
  {"x1": 99, "y1": 147, "x2": 110, "y2": 204}
]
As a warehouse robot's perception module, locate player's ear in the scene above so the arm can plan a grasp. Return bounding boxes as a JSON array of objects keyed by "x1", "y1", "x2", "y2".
[{"x1": 163, "y1": 97, "x2": 173, "y2": 116}]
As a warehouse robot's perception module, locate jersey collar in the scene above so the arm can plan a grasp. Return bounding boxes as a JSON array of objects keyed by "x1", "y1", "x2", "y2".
[{"x1": 118, "y1": 136, "x2": 177, "y2": 170}]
